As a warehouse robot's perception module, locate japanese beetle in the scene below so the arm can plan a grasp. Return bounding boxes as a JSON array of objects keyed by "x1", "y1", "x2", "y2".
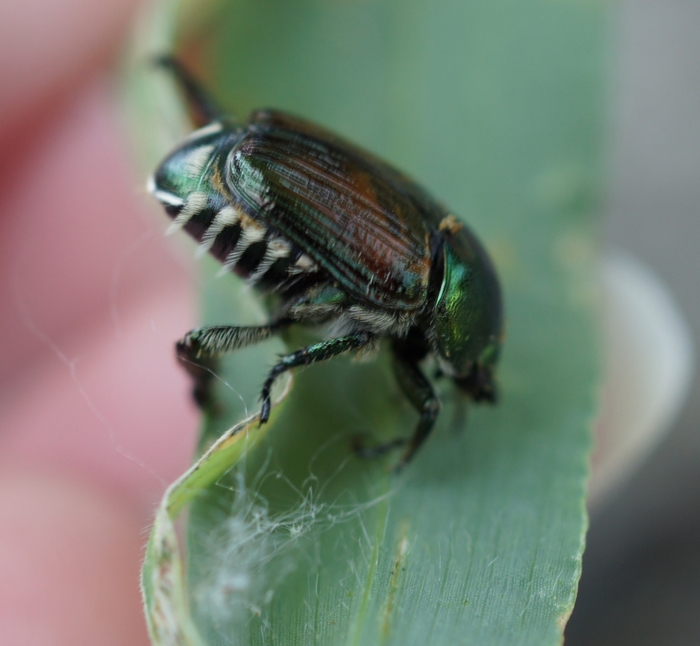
[{"x1": 149, "y1": 59, "x2": 503, "y2": 468}]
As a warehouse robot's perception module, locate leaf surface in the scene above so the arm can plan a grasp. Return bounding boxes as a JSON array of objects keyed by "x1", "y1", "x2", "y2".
[{"x1": 131, "y1": 1, "x2": 606, "y2": 644}]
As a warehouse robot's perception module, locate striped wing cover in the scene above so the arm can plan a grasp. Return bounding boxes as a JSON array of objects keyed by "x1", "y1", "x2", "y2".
[{"x1": 227, "y1": 111, "x2": 433, "y2": 310}]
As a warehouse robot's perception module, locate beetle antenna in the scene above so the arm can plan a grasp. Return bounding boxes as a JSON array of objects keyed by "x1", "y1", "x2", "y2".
[{"x1": 153, "y1": 55, "x2": 223, "y2": 128}]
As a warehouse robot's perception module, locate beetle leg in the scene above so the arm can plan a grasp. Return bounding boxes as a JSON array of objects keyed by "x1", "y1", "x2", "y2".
[
  {"x1": 259, "y1": 331, "x2": 374, "y2": 423},
  {"x1": 176, "y1": 321, "x2": 291, "y2": 408},
  {"x1": 356, "y1": 346, "x2": 440, "y2": 470},
  {"x1": 392, "y1": 353, "x2": 441, "y2": 469},
  {"x1": 154, "y1": 56, "x2": 223, "y2": 128}
]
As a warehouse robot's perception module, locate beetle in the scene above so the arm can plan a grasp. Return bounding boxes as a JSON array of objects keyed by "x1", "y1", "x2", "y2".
[{"x1": 149, "y1": 58, "x2": 503, "y2": 469}]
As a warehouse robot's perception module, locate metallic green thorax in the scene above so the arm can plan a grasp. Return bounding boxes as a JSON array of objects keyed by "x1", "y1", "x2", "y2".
[{"x1": 434, "y1": 226, "x2": 503, "y2": 379}]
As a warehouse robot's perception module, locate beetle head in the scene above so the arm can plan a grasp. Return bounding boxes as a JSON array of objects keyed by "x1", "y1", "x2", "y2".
[{"x1": 453, "y1": 355, "x2": 499, "y2": 403}]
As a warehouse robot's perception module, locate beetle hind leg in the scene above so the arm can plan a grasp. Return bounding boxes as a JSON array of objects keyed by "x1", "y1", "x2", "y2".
[
  {"x1": 177, "y1": 321, "x2": 290, "y2": 408},
  {"x1": 154, "y1": 56, "x2": 223, "y2": 128}
]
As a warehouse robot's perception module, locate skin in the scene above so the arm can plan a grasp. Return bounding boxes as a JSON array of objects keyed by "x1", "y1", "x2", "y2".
[{"x1": 0, "y1": 0, "x2": 201, "y2": 643}]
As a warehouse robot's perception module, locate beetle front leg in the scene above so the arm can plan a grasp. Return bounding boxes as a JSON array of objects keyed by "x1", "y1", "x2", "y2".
[
  {"x1": 392, "y1": 355, "x2": 441, "y2": 469},
  {"x1": 177, "y1": 321, "x2": 291, "y2": 408},
  {"x1": 259, "y1": 331, "x2": 375, "y2": 423},
  {"x1": 355, "y1": 345, "x2": 440, "y2": 470}
]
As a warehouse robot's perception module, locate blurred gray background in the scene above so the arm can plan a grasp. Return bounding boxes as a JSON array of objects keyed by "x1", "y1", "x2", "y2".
[{"x1": 565, "y1": 1, "x2": 700, "y2": 644}]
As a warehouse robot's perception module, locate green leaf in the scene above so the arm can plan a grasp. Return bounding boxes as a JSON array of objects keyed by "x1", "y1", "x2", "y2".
[{"x1": 130, "y1": 0, "x2": 606, "y2": 644}]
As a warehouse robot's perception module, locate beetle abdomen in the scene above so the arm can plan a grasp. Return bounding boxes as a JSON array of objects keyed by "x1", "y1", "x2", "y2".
[
  {"x1": 196, "y1": 203, "x2": 321, "y2": 286},
  {"x1": 151, "y1": 137, "x2": 321, "y2": 289}
]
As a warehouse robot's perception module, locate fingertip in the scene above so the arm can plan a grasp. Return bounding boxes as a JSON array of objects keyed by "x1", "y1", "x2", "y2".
[
  {"x1": 0, "y1": 0, "x2": 143, "y2": 139},
  {"x1": 0, "y1": 466, "x2": 150, "y2": 646}
]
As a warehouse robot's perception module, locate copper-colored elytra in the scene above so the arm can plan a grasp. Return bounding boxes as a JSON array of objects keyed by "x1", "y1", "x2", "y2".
[{"x1": 232, "y1": 125, "x2": 431, "y2": 308}]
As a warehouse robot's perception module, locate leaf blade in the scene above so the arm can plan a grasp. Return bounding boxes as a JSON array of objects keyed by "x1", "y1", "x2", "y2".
[{"x1": 129, "y1": 0, "x2": 607, "y2": 643}]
